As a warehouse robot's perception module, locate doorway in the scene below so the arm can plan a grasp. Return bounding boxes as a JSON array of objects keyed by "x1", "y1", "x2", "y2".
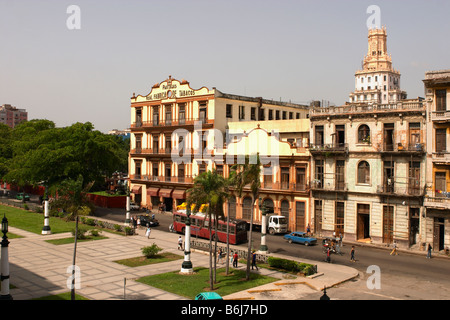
[
  {"x1": 383, "y1": 205, "x2": 394, "y2": 244},
  {"x1": 357, "y1": 204, "x2": 370, "y2": 240},
  {"x1": 433, "y1": 218, "x2": 445, "y2": 251}
]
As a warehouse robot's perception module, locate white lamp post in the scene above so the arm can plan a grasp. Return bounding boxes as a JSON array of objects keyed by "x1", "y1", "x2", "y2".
[
  {"x1": 42, "y1": 191, "x2": 51, "y2": 235},
  {"x1": 180, "y1": 207, "x2": 193, "y2": 274},
  {"x1": 1, "y1": 214, "x2": 12, "y2": 300}
]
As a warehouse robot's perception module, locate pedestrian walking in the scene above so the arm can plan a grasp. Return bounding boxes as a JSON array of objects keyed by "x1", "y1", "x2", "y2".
[
  {"x1": 217, "y1": 248, "x2": 224, "y2": 264},
  {"x1": 137, "y1": 217, "x2": 141, "y2": 229},
  {"x1": 350, "y1": 246, "x2": 356, "y2": 262},
  {"x1": 178, "y1": 236, "x2": 183, "y2": 250},
  {"x1": 339, "y1": 232, "x2": 343, "y2": 247},
  {"x1": 251, "y1": 251, "x2": 259, "y2": 270},
  {"x1": 326, "y1": 247, "x2": 331, "y2": 263},
  {"x1": 390, "y1": 241, "x2": 398, "y2": 256},
  {"x1": 233, "y1": 251, "x2": 238, "y2": 268},
  {"x1": 230, "y1": 251, "x2": 234, "y2": 265},
  {"x1": 306, "y1": 224, "x2": 311, "y2": 236},
  {"x1": 145, "y1": 226, "x2": 151, "y2": 239},
  {"x1": 427, "y1": 244, "x2": 432, "y2": 259}
]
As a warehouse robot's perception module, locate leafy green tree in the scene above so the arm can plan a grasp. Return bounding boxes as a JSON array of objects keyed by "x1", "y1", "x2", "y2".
[
  {"x1": 230, "y1": 154, "x2": 261, "y2": 281},
  {"x1": 4, "y1": 120, "x2": 128, "y2": 191},
  {"x1": 186, "y1": 170, "x2": 229, "y2": 289},
  {"x1": 0, "y1": 124, "x2": 12, "y2": 179}
]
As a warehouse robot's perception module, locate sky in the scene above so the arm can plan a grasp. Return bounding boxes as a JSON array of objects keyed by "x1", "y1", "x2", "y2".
[{"x1": 1, "y1": 0, "x2": 449, "y2": 133}]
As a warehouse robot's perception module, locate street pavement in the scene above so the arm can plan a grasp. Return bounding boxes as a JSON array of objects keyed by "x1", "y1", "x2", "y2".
[{"x1": 6, "y1": 216, "x2": 359, "y2": 301}]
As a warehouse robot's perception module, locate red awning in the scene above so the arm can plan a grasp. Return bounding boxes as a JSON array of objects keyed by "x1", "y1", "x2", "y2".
[
  {"x1": 172, "y1": 189, "x2": 186, "y2": 199},
  {"x1": 146, "y1": 187, "x2": 160, "y2": 197},
  {"x1": 132, "y1": 186, "x2": 142, "y2": 194},
  {"x1": 159, "y1": 188, "x2": 173, "y2": 198}
]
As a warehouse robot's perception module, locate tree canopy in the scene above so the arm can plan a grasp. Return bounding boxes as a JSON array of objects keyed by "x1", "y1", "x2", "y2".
[{"x1": 1, "y1": 119, "x2": 129, "y2": 192}]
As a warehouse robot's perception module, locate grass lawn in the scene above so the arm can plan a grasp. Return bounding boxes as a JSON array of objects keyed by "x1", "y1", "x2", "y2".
[
  {"x1": 45, "y1": 234, "x2": 109, "y2": 245},
  {"x1": 137, "y1": 267, "x2": 278, "y2": 299},
  {"x1": 2, "y1": 204, "x2": 79, "y2": 234},
  {"x1": 114, "y1": 252, "x2": 183, "y2": 267}
]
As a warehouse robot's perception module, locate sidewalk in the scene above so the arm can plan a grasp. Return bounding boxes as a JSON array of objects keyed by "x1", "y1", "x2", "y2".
[{"x1": 6, "y1": 218, "x2": 358, "y2": 300}]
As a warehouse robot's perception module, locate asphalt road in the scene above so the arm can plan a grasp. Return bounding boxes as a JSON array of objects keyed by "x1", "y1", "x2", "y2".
[{"x1": 95, "y1": 207, "x2": 450, "y2": 300}]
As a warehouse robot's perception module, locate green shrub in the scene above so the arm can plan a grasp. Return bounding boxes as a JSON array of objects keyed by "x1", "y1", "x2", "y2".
[
  {"x1": 71, "y1": 225, "x2": 89, "y2": 240},
  {"x1": 267, "y1": 257, "x2": 315, "y2": 275},
  {"x1": 89, "y1": 229, "x2": 101, "y2": 237},
  {"x1": 124, "y1": 227, "x2": 134, "y2": 235},
  {"x1": 23, "y1": 204, "x2": 29, "y2": 210},
  {"x1": 142, "y1": 243, "x2": 163, "y2": 258},
  {"x1": 85, "y1": 218, "x2": 96, "y2": 226}
]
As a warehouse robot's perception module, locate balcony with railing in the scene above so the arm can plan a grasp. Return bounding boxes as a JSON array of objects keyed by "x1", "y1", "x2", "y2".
[
  {"x1": 310, "y1": 179, "x2": 348, "y2": 192},
  {"x1": 431, "y1": 110, "x2": 450, "y2": 122},
  {"x1": 376, "y1": 142, "x2": 425, "y2": 153},
  {"x1": 310, "y1": 101, "x2": 425, "y2": 117},
  {"x1": 131, "y1": 117, "x2": 213, "y2": 129},
  {"x1": 261, "y1": 180, "x2": 309, "y2": 192},
  {"x1": 424, "y1": 189, "x2": 450, "y2": 210},
  {"x1": 309, "y1": 143, "x2": 348, "y2": 154},
  {"x1": 129, "y1": 174, "x2": 194, "y2": 184}
]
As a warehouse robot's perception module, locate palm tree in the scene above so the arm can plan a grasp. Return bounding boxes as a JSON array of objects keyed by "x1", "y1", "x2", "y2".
[
  {"x1": 186, "y1": 169, "x2": 228, "y2": 290},
  {"x1": 49, "y1": 175, "x2": 94, "y2": 300},
  {"x1": 229, "y1": 154, "x2": 261, "y2": 281}
]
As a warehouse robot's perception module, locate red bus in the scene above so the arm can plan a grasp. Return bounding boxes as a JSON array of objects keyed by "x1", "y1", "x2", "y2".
[{"x1": 172, "y1": 210, "x2": 248, "y2": 245}]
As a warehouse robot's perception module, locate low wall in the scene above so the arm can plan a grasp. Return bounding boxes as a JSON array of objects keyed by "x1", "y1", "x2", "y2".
[{"x1": 86, "y1": 193, "x2": 126, "y2": 208}]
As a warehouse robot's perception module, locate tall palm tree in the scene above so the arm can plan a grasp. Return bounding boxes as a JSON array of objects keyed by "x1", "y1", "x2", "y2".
[
  {"x1": 230, "y1": 154, "x2": 261, "y2": 281},
  {"x1": 49, "y1": 175, "x2": 94, "y2": 300},
  {"x1": 186, "y1": 169, "x2": 228, "y2": 290}
]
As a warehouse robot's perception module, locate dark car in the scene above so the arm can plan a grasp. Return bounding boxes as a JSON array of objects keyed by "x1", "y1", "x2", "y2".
[
  {"x1": 137, "y1": 215, "x2": 159, "y2": 227},
  {"x1": 283, "y1": 232, "x2": 317, "y2": 246}
]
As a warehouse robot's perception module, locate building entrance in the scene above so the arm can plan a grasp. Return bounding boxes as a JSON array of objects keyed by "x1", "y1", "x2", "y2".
[{"x1": 357, "y1": 204, "x2": 370, "y2": 240}]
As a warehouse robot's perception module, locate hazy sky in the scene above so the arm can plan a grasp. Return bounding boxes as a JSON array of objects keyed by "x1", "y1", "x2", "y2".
[{"x1": 1, "y1": 0, "x2": 449, "y2": 133}]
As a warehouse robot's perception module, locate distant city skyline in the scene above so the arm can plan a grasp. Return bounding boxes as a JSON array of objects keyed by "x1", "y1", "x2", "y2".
[{"x1": 1, "y1": 0, "x2": 449, "y2": 133}]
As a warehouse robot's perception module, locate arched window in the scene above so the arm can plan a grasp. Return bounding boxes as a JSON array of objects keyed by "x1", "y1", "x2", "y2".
[
  {"x1": 263, "y1": 198, "x2": 274, "y2": 214},
  {"x1": 358, "y1": 125, "x2": 370, "y2": 143},
  {"x1": 357, "y1": 161, "x2": 370, "y2": 184},
  {"x1": 242, "y1": 197, "x2": 252, "y2": 220}
]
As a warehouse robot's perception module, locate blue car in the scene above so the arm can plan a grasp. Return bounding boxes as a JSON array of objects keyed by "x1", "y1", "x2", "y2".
[{"x1": 284, "y1": 232, "x2": 317, "y2": 246}]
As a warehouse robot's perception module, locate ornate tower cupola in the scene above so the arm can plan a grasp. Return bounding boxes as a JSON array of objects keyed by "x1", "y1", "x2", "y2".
[{"x1": 349, "y1": 27, "x2": 407, "y2": 105}]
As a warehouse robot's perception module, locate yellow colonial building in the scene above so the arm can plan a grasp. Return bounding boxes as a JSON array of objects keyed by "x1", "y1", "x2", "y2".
[{"x1": 128, "y1": 76, "x2": 309, "y2": 222}]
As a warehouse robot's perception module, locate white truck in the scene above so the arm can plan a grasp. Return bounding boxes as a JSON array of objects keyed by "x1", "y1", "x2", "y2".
[{"x1": 267, "y1": 215, "x2": 288, "y2": 234}]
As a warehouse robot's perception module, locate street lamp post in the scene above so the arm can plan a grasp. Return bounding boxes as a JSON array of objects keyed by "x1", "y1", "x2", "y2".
[
  {"x1": 1, "y1": 214, "x2": 13, "y2": 300},
  {"x1": 125, "y1": 186, "x2": 131, "y2": 226},
  {"x1": 258, "y1": 197, "x2": 269, "y2": 253},
  {"x1": 180, "y1": 207, "x2": 193, "y2": 274},
  {"x1": 42, "y1": 189, "x2": 51, "y2": 235}
]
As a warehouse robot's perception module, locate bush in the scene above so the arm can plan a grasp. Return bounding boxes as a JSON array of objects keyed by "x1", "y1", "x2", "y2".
[
  {"x1": 71, "y1": 225, "x2": 89, "y2": 240},
  {"x1": 89, "y1": 229, "x2": 102, "y2": 237},
  {"x1": 267, "y1": 257, "x2": 315, "y2": 275},
  {"x1": 84, "y1": 218, "x2": 96, "y2": 226},
  {"x1": 142, "y1": 243, "x2": 163, "y2": 258},
  {"x1": 124, "y1": 227, "x2": 134, "y2": 235},
  {"x1": 23, "y1": 204, "x2": 29, "y2": 210}
]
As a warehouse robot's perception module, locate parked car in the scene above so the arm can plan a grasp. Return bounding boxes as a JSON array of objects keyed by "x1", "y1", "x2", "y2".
[
  {"x1": 16, "y1": 193, "x2": 30, "y2": 201},
  {"x1": 195, "y1": 292, "x2": 222, "y2": 300},
  {"x1": 130, "y1": 202, "x2": 140, "y2": 211},
  {"x1": 136, "y1": 215, "x2": 159, "y2": 227},
  {"x1": 283, "y1": 232, "x2": 317, "y2": 246}
]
